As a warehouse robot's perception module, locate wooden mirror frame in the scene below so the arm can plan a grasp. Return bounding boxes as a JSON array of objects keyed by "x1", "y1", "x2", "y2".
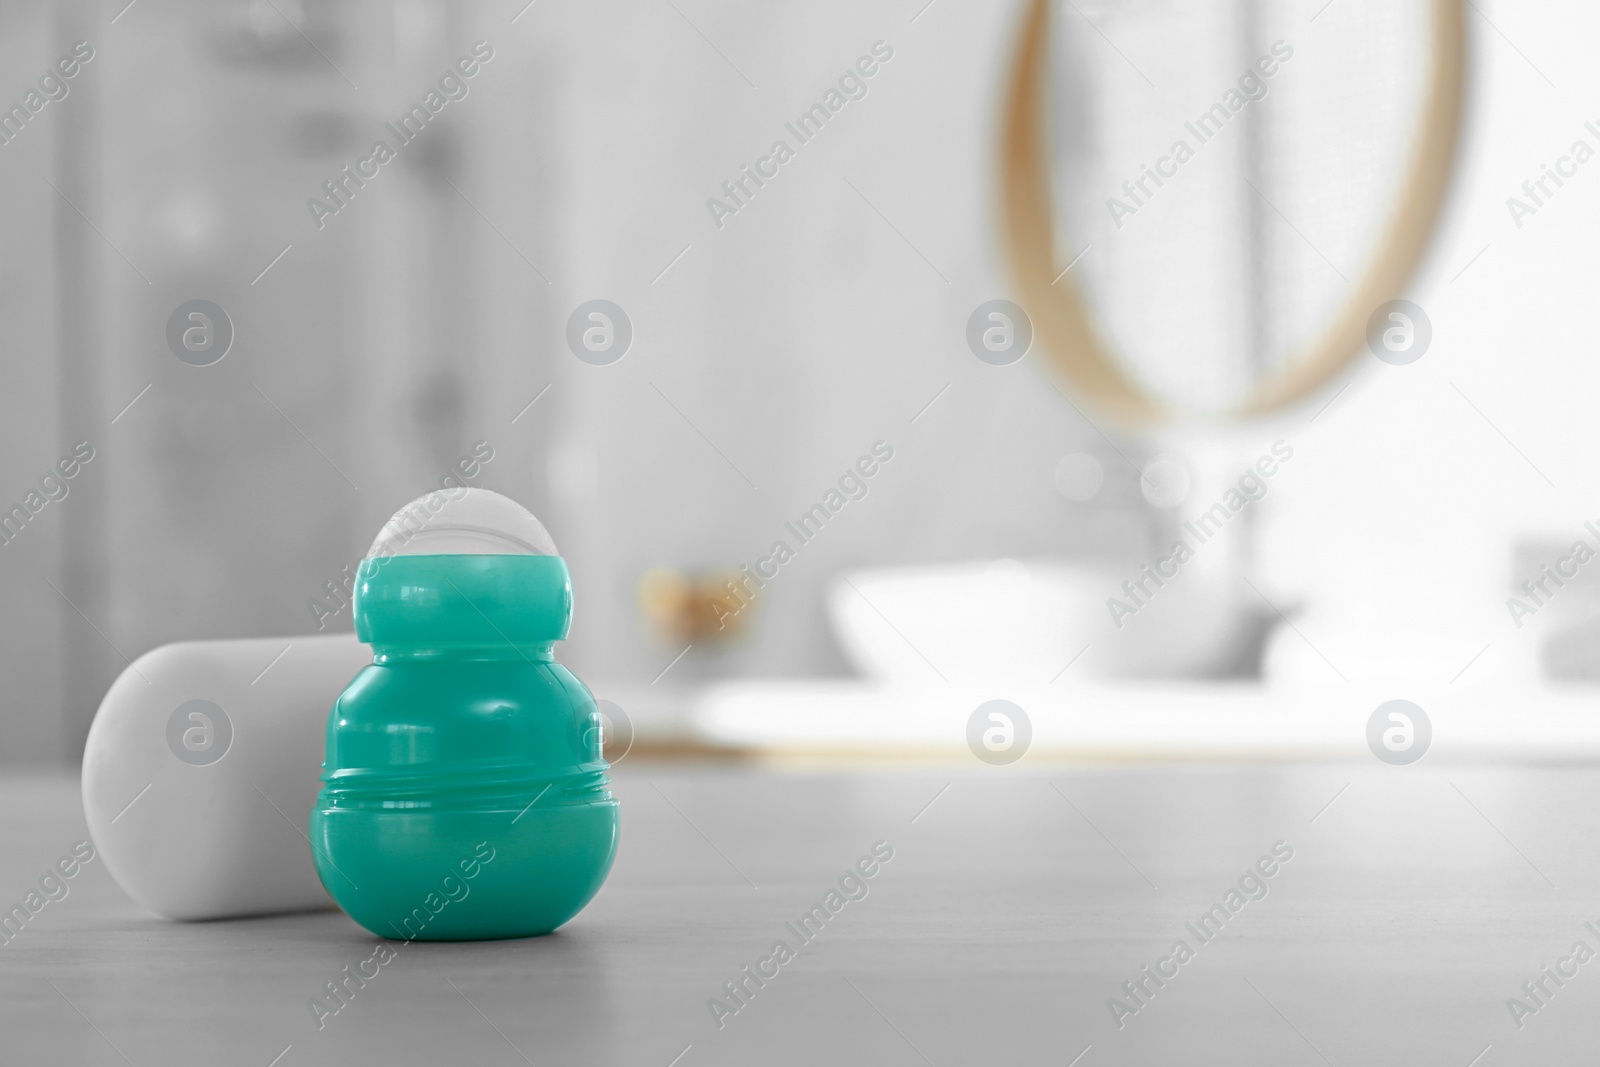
[{"x1": 1000, "y1": 0, "x2": 1467, "y2": 427}]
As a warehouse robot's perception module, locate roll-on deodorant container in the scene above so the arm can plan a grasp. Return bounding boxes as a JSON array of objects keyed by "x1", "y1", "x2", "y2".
[{"x1": 308, "y1": 489, "x2": 618, "y2": 940}]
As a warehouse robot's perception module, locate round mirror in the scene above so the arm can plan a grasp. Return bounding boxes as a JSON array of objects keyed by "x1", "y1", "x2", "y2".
[{"x1": 1001, "y1": 0, "x2": 1466, "y2": 425}]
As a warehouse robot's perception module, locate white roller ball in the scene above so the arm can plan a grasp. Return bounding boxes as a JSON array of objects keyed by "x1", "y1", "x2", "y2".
[{"x1": 367, "y1": 487, "x2": 557, "y2": 558}]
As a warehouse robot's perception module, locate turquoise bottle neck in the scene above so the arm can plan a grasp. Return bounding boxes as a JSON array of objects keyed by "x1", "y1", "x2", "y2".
[
  {"x1": 370, "y1": 643, "x2": 557, "y2": 664},
  {"x1": 354, "y1": 553, "x2": 573, "y2": 659}
]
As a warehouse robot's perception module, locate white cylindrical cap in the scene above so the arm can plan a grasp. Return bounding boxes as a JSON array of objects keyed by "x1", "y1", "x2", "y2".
[
  {"x1": 83, "y1": 633, "x2": 372, "y2": 920},
  {"x1": 366, "y1": 487, "x2": 557, "y2": 558}
]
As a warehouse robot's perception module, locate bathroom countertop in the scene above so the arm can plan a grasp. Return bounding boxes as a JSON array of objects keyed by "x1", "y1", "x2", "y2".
[{"x1": 3, "y1": 762, "x2": 1598, "y2": 1065}]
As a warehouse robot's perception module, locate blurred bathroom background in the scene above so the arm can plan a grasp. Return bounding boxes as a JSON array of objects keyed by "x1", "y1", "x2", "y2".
[{"x1": 3, "y1": 0, "x2": 1597, "y2": 766}]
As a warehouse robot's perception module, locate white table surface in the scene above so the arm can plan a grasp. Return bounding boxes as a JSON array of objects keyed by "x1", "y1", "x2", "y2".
[{"x1": 3, "y1": 760, "x2": 1598, "y2": 1065}]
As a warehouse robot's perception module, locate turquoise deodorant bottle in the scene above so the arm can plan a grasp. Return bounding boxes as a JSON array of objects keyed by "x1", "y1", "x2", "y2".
[{"x1": 309, "y1": 489, "x2": 618, "y2": 940}]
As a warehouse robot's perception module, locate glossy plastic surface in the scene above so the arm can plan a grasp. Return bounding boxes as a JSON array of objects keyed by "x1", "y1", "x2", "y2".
[{"x1": 309, "y1": 554, "x2": 618, "y2": 940}]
